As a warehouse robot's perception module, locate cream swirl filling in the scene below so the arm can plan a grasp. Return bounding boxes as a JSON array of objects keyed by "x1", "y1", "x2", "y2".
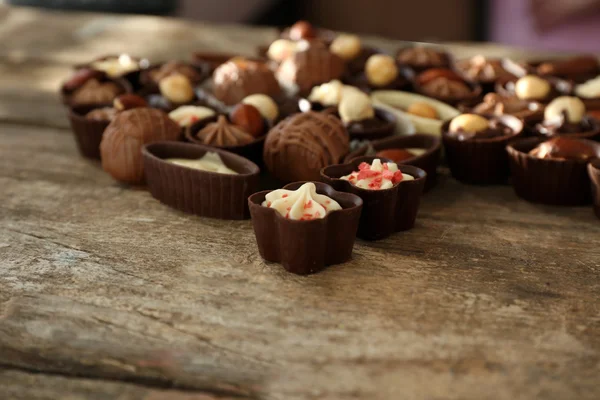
[{"x1": 262, "y1": 182, "x2": 341, "y2": 220}]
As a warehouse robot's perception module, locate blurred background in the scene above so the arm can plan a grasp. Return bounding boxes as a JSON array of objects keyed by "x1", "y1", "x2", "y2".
[{"x1": 5, "y1": 0, "x2": 600, "y2": 52}]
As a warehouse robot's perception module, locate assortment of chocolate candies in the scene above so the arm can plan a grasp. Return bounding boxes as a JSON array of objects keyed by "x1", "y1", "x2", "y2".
[{"x1": 60, "y1": 20, "x2": 600, "y2": 274}]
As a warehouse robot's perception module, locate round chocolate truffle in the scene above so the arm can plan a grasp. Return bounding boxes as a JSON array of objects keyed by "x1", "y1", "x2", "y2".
[
  {"x1": 276, "y1": 43, "x2": 345, "y2": 94},
  {"x1": 100, "y1": 108, "x2": 181, "y2": 184},
  {"x1": 213, "y1": 58, "x2": 281, "y2": 106},
  {"x1": 264, "y1": 111, "x2": 349, "y2": 182}
]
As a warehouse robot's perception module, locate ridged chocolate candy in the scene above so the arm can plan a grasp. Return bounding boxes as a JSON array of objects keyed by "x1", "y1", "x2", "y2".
[
  {"x1": 277, "y1": 44, "x2": 345, "y2": 94},
  {"x1": 263, "y1": 111, "x2": 349, "y2": 182},
  {"x1": 70, "y1": 79, "x2": 124, "y2": 106},
  {"x1": 100, "y1": 108, "x2": 181, "y2": 184},
  {"x1": 212, "y1": 58, "x2": 281, "y2": 105}
]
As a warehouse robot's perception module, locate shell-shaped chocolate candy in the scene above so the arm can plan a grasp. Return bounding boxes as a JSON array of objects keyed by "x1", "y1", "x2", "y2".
[
  {"x1": 100, "y1": 108, "x2": 181, "y2": 184},
  {"x1": 212, "y1": 58, "x2": 281, "y2": 105},
  {"x1": 264, "y1": 111, "x2": 349, "y2": 182}
]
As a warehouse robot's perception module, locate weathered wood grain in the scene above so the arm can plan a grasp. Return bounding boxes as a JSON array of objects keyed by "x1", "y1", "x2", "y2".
[
  {"x1": 1, "y1": 6, "x2": 600, "y2": 400},
  {"x1": 0, "y1": 369, "x2": 242, "y2": 400},
  {"x1": 1, "y1": 124, "x2": 599, "y2": 399}
]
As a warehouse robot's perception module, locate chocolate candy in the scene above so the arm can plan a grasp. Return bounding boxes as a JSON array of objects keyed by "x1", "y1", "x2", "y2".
[
  {"x1": 528, "y1": 137, "x2": 598, "y2": 161},
  {"x1": 376, "y1": 148, "x2": 416, "y2": 163},
  {"x1": 263, "y1": 111, "x2": 349, "y2": 182},
  {"x1": 213, "y1": 58, "x2": 281, "y2": 105},
  {"x1": 70, "y1": 79, "x2": 125, "y2": 107},
  {"x1": 276, "y1": 43, "x2": 345, "y2": 94},
  {"x1": 195, "y1": 115, "x2": 255, "y2": 147},
  {"x1": 100, "y1": 108, "x2": 181, "y2": 184},
  {"x1": 396, "y1": 46, "x2": 449, "y2": 70}
]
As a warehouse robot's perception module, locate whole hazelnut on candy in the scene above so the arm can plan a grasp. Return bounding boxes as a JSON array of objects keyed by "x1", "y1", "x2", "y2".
[
  {"x1": 365, "y1": 54, "x2": 399, "y2": 87},
  {"x1": 449, "y1": 113, "x2": 490, "y2": 133},
  {"x1": 229, "y1": 103, "x2": 265, "y2": 137},
  {"x1": 267, "y1": 39, "x2": 299, "y2": 62},
  {"x1": 330, "y1": 34, "x2": 362, "y2": 60},
  {"x1": 514, "y1": 75, "x2": 551, "y2": 100},
  {"x1": 544, "y1": 96, "x2": 586, "y2": 123},
  {"x1": 406, "y1": 102, "x2": 438, "y2": 119},
  {"x1": 242, "y1": 94, "x2": 279, "y2": 122},
  {"x1": 159, "y1": 73, "x2": 195, "y2": 104},
  {"x1": 289, "y1": 20, "x2": 316, "y2": 41}
]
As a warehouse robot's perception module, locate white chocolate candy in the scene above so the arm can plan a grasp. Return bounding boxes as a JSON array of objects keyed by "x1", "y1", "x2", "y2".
[
  {"x1": 330, "y1": 34, "x2": 362, "y2": 60},
  {"x1": 262, "y1": 182, "x2": 341, "y2": 220},
  {"x1": 365, "y1": 54, "x2": 398, "y2": 87},
  {"x1": 575, "y1": 76, "x2": 600, "y2": 99},
  {"x1": 168, "y1": 106, "x2": 216, "y2": 127},
  {"x1": 91, "y1": 54, "x2": 139, "y2": 78},
  {"x1": 242, "y1": 94, "x2": 279, "y2": 122},
  {"x1": 308, "y1": 79, "x2": 345, "y2": 106},
  {"x1": 339, "y1": 88, "x2": 375, "y2": 124},
  {"x1": 544, "y1": 96, "x2": 586, "y2": 123},
  {"x1": 514, "y1": 75, "x2": 551, "y2": 100},
  {"x1": 166, "y1": 152, "x2": 238, "y2": 175},
  {"x1": 341, "y1": 159, "x2": 413, "y2": 190}
]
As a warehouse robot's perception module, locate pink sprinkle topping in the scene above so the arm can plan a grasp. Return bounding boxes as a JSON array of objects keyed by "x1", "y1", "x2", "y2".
[
  {"x1": 282, "y1": 194, "x2": 288, "y2": 198},
  {"x1": 304, "y1": 200, "x2": 312, "y2": 209},
  {"x1": 357, "y1": 169, "x2": 379, "y2": 180},
  {"x1": 267, "y1": 201, "x2": 272, "y2": 207},
  {"x1": 392, "y1": 171, "x2": 404, "y2": 184},
  {"x1": 358, "y1": 162, "x2": 370, "y2": 171}
]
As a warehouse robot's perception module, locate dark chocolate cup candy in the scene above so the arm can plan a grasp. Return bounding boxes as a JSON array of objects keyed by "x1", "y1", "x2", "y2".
[
  {"x1": 321, "y1": 156, "x2": 426, "y2": 241},
  {"x1": 67, "y1": 106, "x2": 110, "y2": 160},
  {"x1": 248, "y1": 182, "x2": 363, "y2": 275},
  {"x1": 589, "y1": 159, "x2": 600, "y2": 218},
  {"x1": 143, "y1": 141, "x2": 260, "y2": 219},
  {"x1": 442, "y1": 115, "x2": 524, "y2": 185},
  {"x1": 344, "y1": 133, "x2": 441, "y2": 191},
  {"x1": 184, "y1": 115, "x2": 266, "y2": 167},
  {"x1": 507, "y1": 137, "x2": 600, "y2": 206}
]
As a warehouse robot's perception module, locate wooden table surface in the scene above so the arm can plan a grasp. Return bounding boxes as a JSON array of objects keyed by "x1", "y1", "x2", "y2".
[{"x1": 1, "y1": 6, "x2": 599, "y2": 400}]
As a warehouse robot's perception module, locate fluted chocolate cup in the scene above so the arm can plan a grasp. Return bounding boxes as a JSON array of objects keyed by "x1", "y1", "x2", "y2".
[
  {"x1": 67, "y1": 105, "x2": 111, "y2": 160},
  {"x1": 442, "y1": 115, "x2": 524, "y2": 185},
  {"x1": 589, "y1": 159, "x2": 600, "y2": 218},
  {"x1": 321, "y1": 156, "x2": 426, "y2": 241},
  {"x1": 248, "y1": 182, "x2": 363, "y2": 275},
  {"x1": 143, "y1": 141, "x2": 260, "y2": 219},
  {"x1": 507, "y1": 137, "x2": 600, "y2": 206},
  {"x1": 344, "y1": 133, "x2": 441, "y2": 191}
]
